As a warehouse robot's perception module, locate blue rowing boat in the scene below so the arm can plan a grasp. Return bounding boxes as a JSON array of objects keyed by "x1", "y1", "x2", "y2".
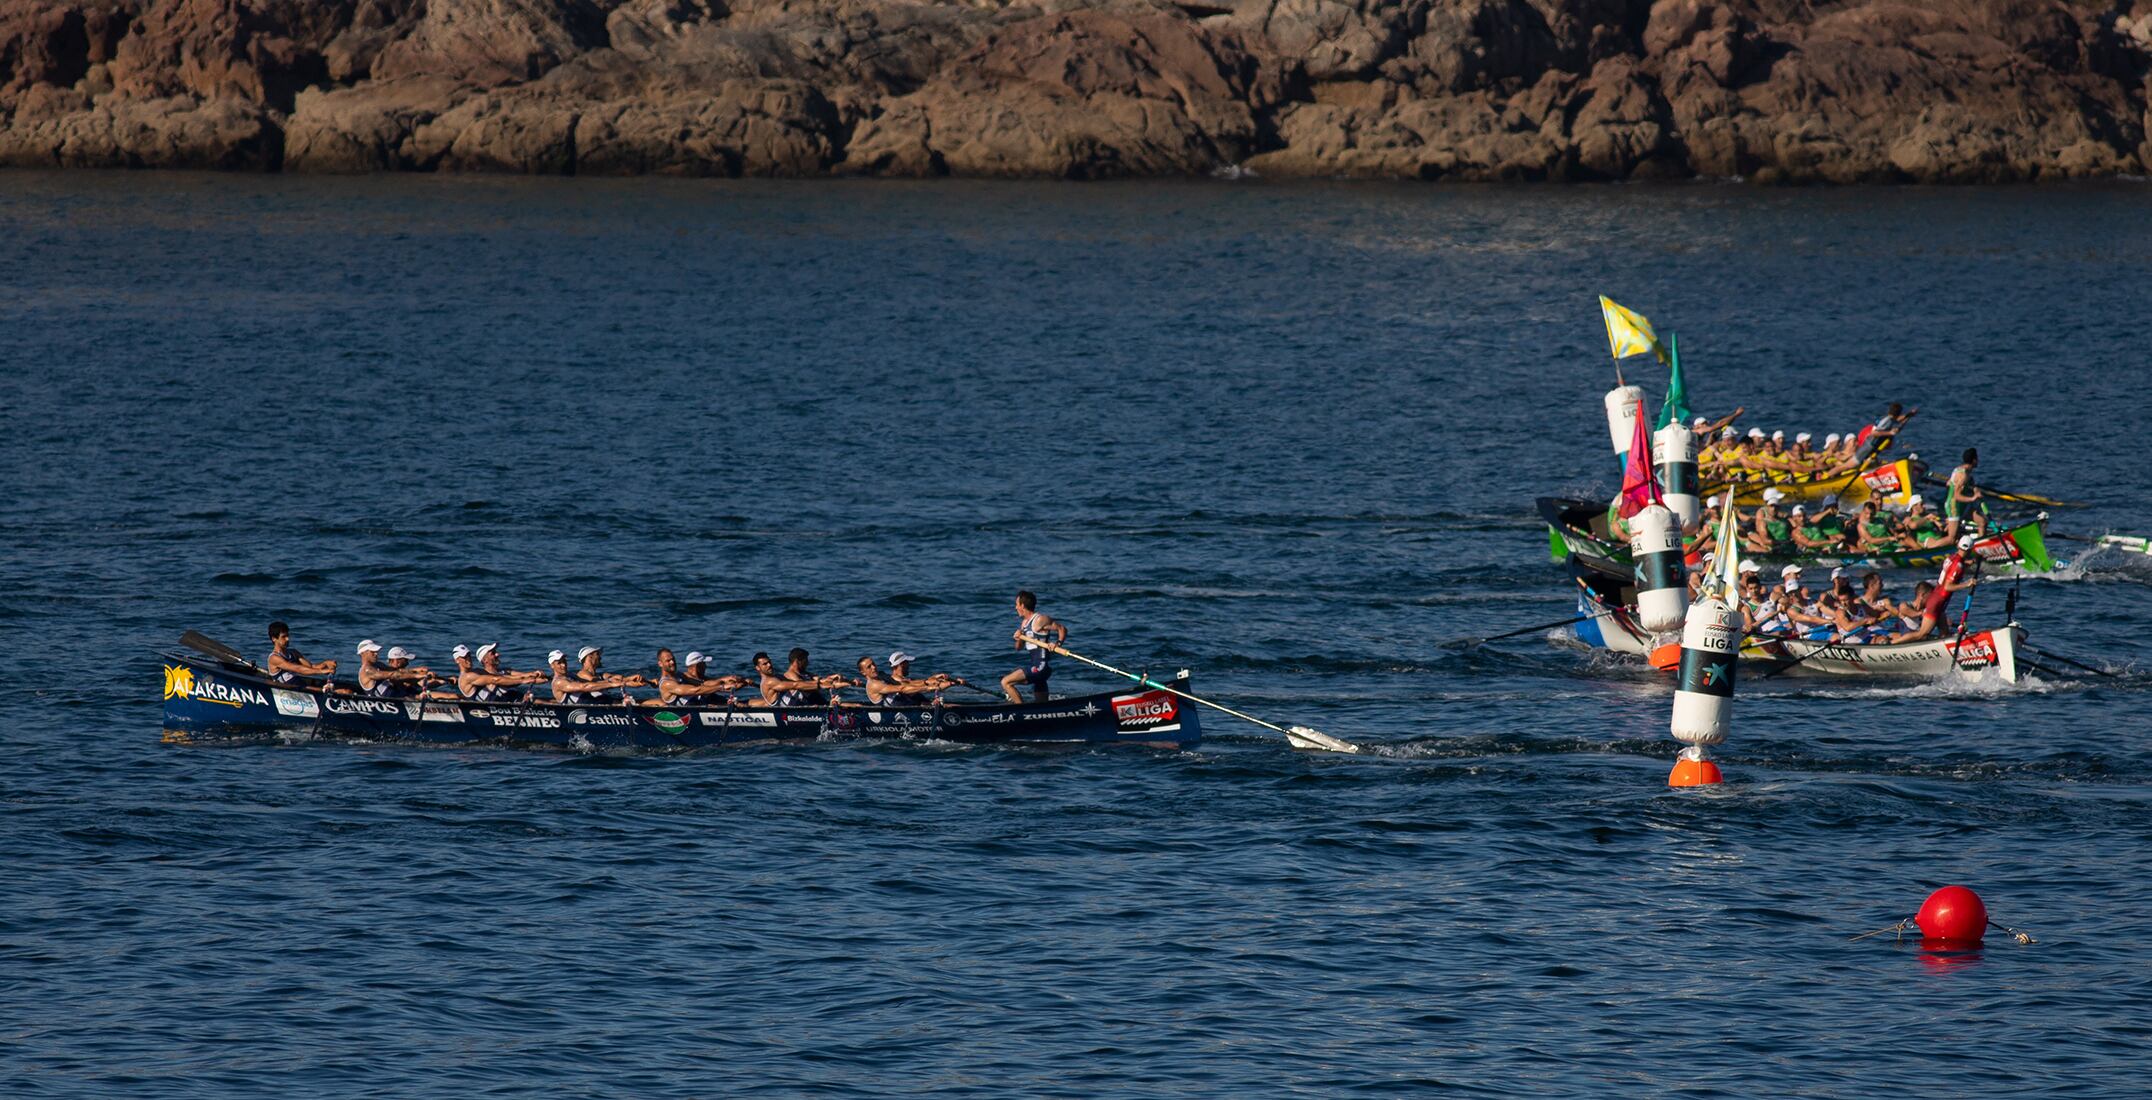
[{"x1": 159, "y1": 652, "x2": 1201, "y2": 751}]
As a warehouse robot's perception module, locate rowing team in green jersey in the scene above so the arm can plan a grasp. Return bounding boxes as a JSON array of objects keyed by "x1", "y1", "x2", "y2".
[{"x1": 1685, "y1": 486, "x2": 1978, "y2": 561}]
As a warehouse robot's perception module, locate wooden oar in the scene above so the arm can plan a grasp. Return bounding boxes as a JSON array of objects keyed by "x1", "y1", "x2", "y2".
[
  {"x1": 1919, "y1": 475, "x2": 2082, "y2": 510},
  {"x1": 1035, "y1": 643, "x2": 1360, "y2": 754},
  {"x1": 2021, "y1": 647, "x2": 2117, "y2": 679},
  {"x1": 1457, "y1": 612, "x2": 1602, "y2": 647}
]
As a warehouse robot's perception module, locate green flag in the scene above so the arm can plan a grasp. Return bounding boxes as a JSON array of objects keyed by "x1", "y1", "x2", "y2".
[{"x1": 1654, "y1": 332, "x2": 1690, "y2": 430}]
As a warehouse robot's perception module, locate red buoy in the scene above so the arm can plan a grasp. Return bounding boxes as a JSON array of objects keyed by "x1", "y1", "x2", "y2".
[{"x1": 1916, "y1": 885, "x2": 1988, "y2": 947}]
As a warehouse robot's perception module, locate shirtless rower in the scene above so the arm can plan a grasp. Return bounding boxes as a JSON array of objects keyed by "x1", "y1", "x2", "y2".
[
  {"x1": 1002, "y1": 590, "x2": 1066, "y2": 703},
  {"x1": 754, "y1": 649, "x2": 850, "y2": 707},
  {"x1": 361, "y1": 646, "x2": 444, "y2": 698},
  {"x1": 455, "y1": 643, "x2": 546, "y2": 702},
  {"x1": 266, "y1": 621, "x2": 336, "y2": 686},
  {"x1": 549, "y1": 647, "x2": 645, "y2": 704},
  {"x1": 655, "y1": 650, "x2": 753, "y2": 707}
]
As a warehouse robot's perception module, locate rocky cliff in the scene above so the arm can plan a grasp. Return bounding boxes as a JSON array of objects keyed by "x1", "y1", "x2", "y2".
[{"x1": 3, "y1": 0, "x2": 2149, "y2": 180}]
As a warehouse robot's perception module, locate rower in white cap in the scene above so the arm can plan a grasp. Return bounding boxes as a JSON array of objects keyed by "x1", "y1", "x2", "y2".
[
  {"x1": 455, "y1": 643, "x2": 547, "y2": 702},
  {"x1": 856, "y1": 652, "x2": 965, "y2": 706},
  {"x1": 652, "y1": 649, "x2": 753, "y2": 707},
  {"x1": 549, "y1": 647, "x2": 646, "y2": 705},
  {"x1": 361, "y1": 645, "x2": 444, "y2": 699}
]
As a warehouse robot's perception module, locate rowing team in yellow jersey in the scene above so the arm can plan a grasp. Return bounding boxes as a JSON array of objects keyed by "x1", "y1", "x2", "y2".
[
  {"x1": 260, "y1": 591, "x2": 1072, "y2": 709},
  {"x1": 1694, "y1": 403, "x2": 1916, "y2": 482}
]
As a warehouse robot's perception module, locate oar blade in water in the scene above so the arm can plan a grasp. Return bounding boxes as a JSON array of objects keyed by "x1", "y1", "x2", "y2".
[{"x1": 1285, "y1": 725, "x2": 1360, "y2": 754}]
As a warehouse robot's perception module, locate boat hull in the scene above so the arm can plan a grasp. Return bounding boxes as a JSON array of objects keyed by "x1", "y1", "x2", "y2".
[
  {"x1": 1701, "y1": 458, "x2": 1920, "y2": 510},
  {"x1": 159, "y1": 655, "x2": 1202, "y2": 750},
  {"x1": 1540, "y1": 497, "x2": 2055, "y2": 576},
  {"x1": 1568, "y1": 570, "x2": 2022, "y2": 682}
]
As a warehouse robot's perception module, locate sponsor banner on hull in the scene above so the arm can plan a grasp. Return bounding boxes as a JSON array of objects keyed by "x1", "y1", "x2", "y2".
[
  {"x1": 697, "y1": 711, "x2": 778, "y2": 728},
  {"x1": 948, "y1": 702, "x2": 1104, "y2": 727},
  {"x1": 404, "y1": 701, "x2": 467, "y2": 723},
  {"x1": 272, "y1": 689, "x2": 319, "y2": 718},
  {"x1": 466, "y1": 705, "x2": 562, "y2": 730},
  {"x1": 323, "y1": 696, "x2": 403, "y2": 718},
  {"x1": 163, "y1": 665, "x2": 270, "y2": 710},
  {"x1": 567, "y1": 710, "x2": 636, "y2": 728},
  {"x1": 1112, "y1": 690, "x2": 1179, "y2": 728}
]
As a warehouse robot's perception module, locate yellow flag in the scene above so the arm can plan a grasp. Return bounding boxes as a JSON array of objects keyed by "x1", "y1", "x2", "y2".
[{"x1": 1599, "y1": 295, "x2": 1667, "y2": 363}]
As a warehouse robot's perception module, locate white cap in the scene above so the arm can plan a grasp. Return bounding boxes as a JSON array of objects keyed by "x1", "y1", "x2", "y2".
[
  {"x1": 1830, "y1": 567, "x2": 1846, "y2": 579},
  {"x1": 357, "y1": 639, "x2": 381, "y2": 655},
  {"x1": 475, "y1": 643, "x2": 497, "y2": 660},
  {"x1": 1791, "y1": 504, "x2": 1806, "y2": 514},
  {"x1": 1691, "y1": 416, "x2": 1707, "y2": 428},
  {"x1": 1796, "y1": 432, "x2": 1812, "y2": 444},
  {"x1": 1738, "y1": 560, "x2": 1762, "y2": 574},
  {"x1": 1958, "y1": 534, "x2": 1976, "y2": 550},
  {"x1": 1720, "y1": 427, "x2": 1736, "y2": 439},
  {"x1": 683, "y1": 651, "x2": 710, "y2": 669},
  {"x1": 1771, "y1": 430, "x2": 1785, "y2": 442},
  {"x1": 451, "y1": 644, "x2": 471, "y2": 659},
  {"x1": 888, "y1": 651, "x2": 915, "y2": 667},
  {"x1": 386, "y1": 646, "x2": 414, "y2": 661},
  {"x1": 1748, "y1": 428, "x2": 1765, "y2": 440},
  {"x1": 1824, "y1": 433, "x2": 1841, "y2": 446},
  {"x1": 1781, "y1": 564, "x2": 1803, "y2": 577},
  {"x1": 1763, "y1": 488, "x2": 1786, "y2": 503},
  {"x1": 547, "y1": 650, "x2": 566, "y2": 664},
  {"x1": 576, "y1": 646, "x2": 600, "y2": 662}
]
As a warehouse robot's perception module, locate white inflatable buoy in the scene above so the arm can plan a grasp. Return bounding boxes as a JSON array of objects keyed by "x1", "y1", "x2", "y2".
[
  {"x1": 1628, "y1": 504, "x2": 1687, "y2": 633},
  {"x1": 1654, "y1": 421, "x2": 1699, "y2": 530},
  {"x1": 1668, "y1": 596, "x2": 1738, "y2": 786},
  {"x1": 1604, "y1": 385, "x2": 1643, "y2": 464}
]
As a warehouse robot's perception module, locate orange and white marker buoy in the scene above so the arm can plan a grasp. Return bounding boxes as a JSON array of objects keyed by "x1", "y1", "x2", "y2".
[{"x1": 1668, "y1": 595, "x2": 1739, "y2": 786}]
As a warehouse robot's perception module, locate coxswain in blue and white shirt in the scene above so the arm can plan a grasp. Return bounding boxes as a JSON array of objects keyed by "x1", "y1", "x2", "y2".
[{"x1": 1001, "y1": 590, "x2": 1066, "y2": 703}]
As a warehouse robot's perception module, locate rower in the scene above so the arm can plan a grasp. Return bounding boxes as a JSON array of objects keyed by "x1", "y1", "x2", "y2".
[
  {"x1": 873, "y1": 651, "x2": 961, "y2": 705},
  {"x1": 1854, "y1": 402, "x2": 1917, "y2": 458},
  {"x1": 549, "y1": 647, "x2": 644, "y2": 704},
  {"x1": 1853, "y1": 501, "x2": 1902, "y2": 552},
  {"x1": 1001, "y1": 590, "x2": 1066, "y2": 703},
  {"x1": 456, "y1": 643, "x2": 546, "y2": 701},
  {"x1": 1744, "y1": 490, "x2": 1791, "y2": 553},
  {"x1": 754, "y1": 649, "x2": 848, "y2": 707},
  {"x1": 361, "y1": 646, "x2": 442, "y2": 698},
  {"x1": 266, "y1": 621, "x2": 336, "y2": 686},
  {"x1": 657, "y1": 650, "x2": 753, "y2": 707},
  {"x1": 1944, "y1": 448, "x2": 1985, "y2": 527},
  {"x1": 1787, "y1": 504, "x2": 1835, "y2": 551},
  {"x1": 1901, "y1": 497, "x2": 1952, "y2": 548},
  {"x1": 1888, "y1": 536, "x2": 1980, "y2": 643}
]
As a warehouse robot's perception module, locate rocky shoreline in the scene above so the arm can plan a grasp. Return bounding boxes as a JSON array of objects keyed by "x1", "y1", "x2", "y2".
[{"x1": 3, "y1": 0, "x2": 2150, "y2": 181}]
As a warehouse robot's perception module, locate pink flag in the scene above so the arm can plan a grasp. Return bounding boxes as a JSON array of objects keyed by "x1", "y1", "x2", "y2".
[{"x1": 1618, "y1": 398, "x2": 1663, "y2": 519}]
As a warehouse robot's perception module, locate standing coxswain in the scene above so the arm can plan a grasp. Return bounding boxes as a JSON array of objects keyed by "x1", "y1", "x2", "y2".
[
  {"x1": 1945, "y1": 448, "x2": 1985, "y2": 526},
  {"x1": 1002, "y1": 590, "x2": 1066, "y2": 703}
]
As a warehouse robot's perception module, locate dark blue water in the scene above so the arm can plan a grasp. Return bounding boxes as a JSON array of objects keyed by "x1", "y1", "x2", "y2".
[{"x1": 6, "y1": 174, "x2": 2152, "y2": 1096}]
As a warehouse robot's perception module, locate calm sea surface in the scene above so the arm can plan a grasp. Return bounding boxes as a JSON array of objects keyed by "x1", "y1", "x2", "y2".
[{"x1": 4, "y1": 174, "x2": 2151, "y2": 1096}]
